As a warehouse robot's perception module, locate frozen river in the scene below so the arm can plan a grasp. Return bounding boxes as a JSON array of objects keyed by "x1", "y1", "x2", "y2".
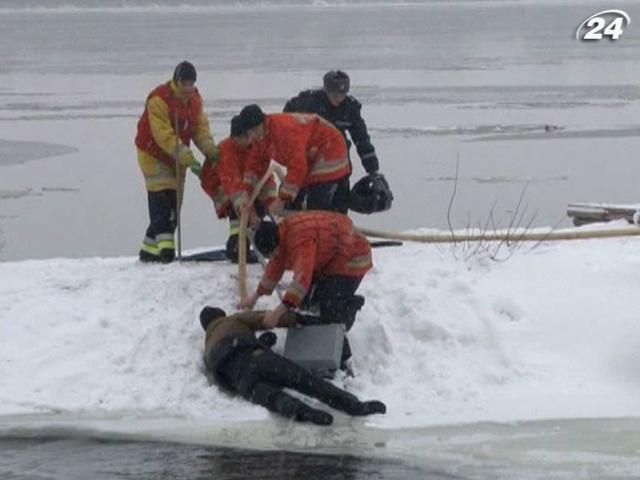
[{"x1": 1, "y1": 0, "x2": 640, "y2": 260}]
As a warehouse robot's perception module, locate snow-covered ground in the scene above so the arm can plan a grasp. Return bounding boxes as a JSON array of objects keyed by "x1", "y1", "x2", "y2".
[
  {"x1": 2, "y1": 1, "x2": 640, "y2": 261},
  {"x1": 1, "y1": 228, "x2": 640, "y2": 476},
  {"x1": 3, "y1": 228, "x2": 640, "y2": 425}
]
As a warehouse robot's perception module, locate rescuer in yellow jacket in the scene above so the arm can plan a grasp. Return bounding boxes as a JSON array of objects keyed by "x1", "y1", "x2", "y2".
[{"x1": 135, "y1": 61, "x2": 218, "y2": 263}]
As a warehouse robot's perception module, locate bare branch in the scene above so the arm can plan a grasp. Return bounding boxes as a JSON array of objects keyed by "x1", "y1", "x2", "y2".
[
  {"x1": 463, "y1": 210, "x2": 472, "y2": 254},
  {"x1": 466, "y1": 201, "x2": 497, "y2": 261},
  {"x1": 504, "y1": 181, "x2": 529, "y2": 246},
  {"x1": 442, "y1": 176, "x2": 563, "y2": 263},
  {"x1": 447, "y1": 154, "x2": 460, "y2": 254}
]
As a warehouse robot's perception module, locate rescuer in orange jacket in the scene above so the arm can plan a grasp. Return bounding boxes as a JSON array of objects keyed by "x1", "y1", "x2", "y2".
[
  {"x1": 237, "y1": 212, "x2": 372, "y2": 367},
  {"x1": 200, "y1": 115, "x2": 277, "y2": 262},
  {"x1": 135, "y1": 61, "x2": 218, "y2": 263},
  {"x1": 234, "y1": 104, "x2": 351, "y2": 216}
]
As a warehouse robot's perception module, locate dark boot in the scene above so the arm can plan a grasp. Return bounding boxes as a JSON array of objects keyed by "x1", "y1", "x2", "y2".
[
  {"x1": 159, "y1": 248, "x2": 175, "y2": 263},
  {"x1": 140, "y1": 189, "x2": 177, "y2": 262},
  {"x1": 296, "y1": 404, "x2": 333, "y2": 426},
  {"x1": 346, "y1": 400, "x2": 387, "y2": 416},
  {"x1": 270, "y1": 387, "x2": 333, "y2": 425},
  {"x1": 139, "y1": 250, "x2": 162, "y2": 263}
]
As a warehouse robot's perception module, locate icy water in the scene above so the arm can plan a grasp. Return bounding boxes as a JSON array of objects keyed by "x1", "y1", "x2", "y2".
[
  {"x1": 0, "y1": 437, "x2": 432, "y2": 480},
  {"x1": 2, "y1": 416, "x2": 640, "y2": 480},
  {"x1": 1, "y1": 1, "x2": 640, "y2": 260}
]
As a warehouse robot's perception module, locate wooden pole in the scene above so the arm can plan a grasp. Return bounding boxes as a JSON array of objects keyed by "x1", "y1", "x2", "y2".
[
  {"x1": 356, "y1": 225, "x2": 640, "y2": 243},
  {"x1": 238, "y1": 164, "x2": 280, "y2": 300},
  {"x1": 174, "y1": 113, "x2": 182, "y2": 261}
]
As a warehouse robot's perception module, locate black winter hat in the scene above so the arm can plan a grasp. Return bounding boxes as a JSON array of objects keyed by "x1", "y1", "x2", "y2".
[
  {"x1": 173, "y1": 61, "x2": 197, "y2": 83},
  {"x1": 230, "y1": 115, "x2": 244, "y2": 137},
  {"x1": 253, "y1": 221, "x2": 279, "y2": 257},
  {"x1": 238, "y1": 104, "x2": 265, "y2": 132},
  {"x1": 200, "y1": 306, "x2": 226, "y2": 331},
  {"x1": 323, "y1": 70, "x2": 350, "y2": 94}
]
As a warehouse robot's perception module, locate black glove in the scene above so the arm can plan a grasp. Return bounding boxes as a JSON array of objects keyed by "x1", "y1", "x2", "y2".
[
  {"x1": 362, "y1": 154, "x2": 379, "y2": 175},
  {"x1": 257, "y1": 331, "x2": 277, "y2": 348}
]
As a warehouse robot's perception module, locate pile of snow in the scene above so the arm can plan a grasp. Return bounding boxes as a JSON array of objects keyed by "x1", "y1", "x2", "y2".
[{"x1": 2, "y1": 228, "x2": 640, "y2": 432}]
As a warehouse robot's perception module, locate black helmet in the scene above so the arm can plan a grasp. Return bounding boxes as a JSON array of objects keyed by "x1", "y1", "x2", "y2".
[
  {"x1": 173, "y1": 61, "x2": 197, "y2": 83},
  {"x1": 323, "y1": 70, "x2": 350, "y2": 94},
  {"x1": 349, "y1": 173, "x2": 394, "y2": 214}
]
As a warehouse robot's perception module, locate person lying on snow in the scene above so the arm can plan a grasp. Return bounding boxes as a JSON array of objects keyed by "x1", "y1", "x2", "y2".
[{"x1": 200, "y1": 306, "x2": 386, "y2": 426}]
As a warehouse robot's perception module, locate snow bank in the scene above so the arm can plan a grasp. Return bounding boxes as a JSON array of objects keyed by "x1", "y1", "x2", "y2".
[{"x1": 2, "y1": 232, "x2": 640, "y2": 431}]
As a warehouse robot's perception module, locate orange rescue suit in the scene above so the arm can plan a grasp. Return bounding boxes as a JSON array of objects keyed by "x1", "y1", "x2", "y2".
[
  {"x1": 257, "y1": 212, "x2": 372, "y2": 307},
  {"x1": 200, "y1": 137, "x2": 277, "y2": 217},
  {"x1": 243, "y1": 113, "x2": 350, "y2": 202}
]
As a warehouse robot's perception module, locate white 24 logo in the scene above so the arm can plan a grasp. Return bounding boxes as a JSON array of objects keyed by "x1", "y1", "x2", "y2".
[{"x1": 576, "y1": 10, "x2": 630, "y2": 41}]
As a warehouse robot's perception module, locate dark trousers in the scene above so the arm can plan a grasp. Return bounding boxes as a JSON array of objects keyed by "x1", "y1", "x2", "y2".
[
  {"x1": 300, "y1": 275, "x2": 364, "y2": 364},
  {"x1": 287, "y1": 176, "x2": 350, "y2": 214},
  {"x1": 310, "y1": 276, "x2": 363, "y2": 328},
  {"x1": 139, "y1": 189, "x2": 177, "y2": 262},
  {"x1": 220, "y1": 349, "x2": 360, "y2": 420}
]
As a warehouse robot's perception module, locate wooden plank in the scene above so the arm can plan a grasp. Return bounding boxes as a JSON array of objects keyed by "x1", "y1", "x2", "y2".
[{"x1": 567, "y1": 203, "x2": 640, "y2": 226}]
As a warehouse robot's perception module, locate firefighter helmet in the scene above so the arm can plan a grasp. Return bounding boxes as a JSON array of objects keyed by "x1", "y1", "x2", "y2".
[{"x1": 349, "y1": 173, "x2": 393, "y2": 214}]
